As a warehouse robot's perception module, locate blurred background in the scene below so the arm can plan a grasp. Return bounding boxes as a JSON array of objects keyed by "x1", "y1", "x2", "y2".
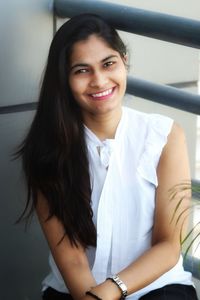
[{"x1": 0, "y1": 0, "x2": 199, "y2": 299}]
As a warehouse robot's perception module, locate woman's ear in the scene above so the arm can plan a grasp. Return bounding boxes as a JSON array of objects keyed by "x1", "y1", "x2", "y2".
[
  {"x1": 123, "y1": 54, "x2": 128, "y2": 64},
  {"x1": 122, "y1": 54, "x2": 129, "y2": 71}
]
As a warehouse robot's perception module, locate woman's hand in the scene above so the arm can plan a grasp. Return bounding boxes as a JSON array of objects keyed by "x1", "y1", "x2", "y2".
[{"x1": 81, "y1": 279, "x2": 122, "y2": 300}]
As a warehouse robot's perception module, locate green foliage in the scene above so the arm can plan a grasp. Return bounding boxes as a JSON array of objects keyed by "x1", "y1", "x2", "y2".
[{"x1": 169, "y1": 181, "x2": 200, "y2": 258}]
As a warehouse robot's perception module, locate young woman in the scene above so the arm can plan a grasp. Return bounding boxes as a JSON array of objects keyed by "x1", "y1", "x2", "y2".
[{"x1": 18, "y1": 13, "x2": 198, "y2": 300}]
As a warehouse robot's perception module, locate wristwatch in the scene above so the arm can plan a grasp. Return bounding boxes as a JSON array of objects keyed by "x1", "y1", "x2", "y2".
[{"x1": 107, "y1": 275, "x2": 128, "y2": 299}]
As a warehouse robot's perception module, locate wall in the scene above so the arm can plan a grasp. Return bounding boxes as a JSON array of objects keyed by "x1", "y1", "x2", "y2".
[{"x1": 0, "y1": 1, "x2": 52, "y2": 299}]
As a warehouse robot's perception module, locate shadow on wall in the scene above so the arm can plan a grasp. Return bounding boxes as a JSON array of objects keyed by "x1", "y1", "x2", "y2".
[{"x1": 0, "y1": 111, "x2": 49, "y2": 300}]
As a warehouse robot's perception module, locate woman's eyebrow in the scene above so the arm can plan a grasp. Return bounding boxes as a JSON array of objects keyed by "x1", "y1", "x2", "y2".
[
  {"x1": 102, "y1": 55, "x2": 118, "y2": 62},
  {"x1": 70, "y1": 55, "x2": 118, "y2": 71},
  {"x1": 70, "y1": 63, "x2": 89, "y2": 71}
]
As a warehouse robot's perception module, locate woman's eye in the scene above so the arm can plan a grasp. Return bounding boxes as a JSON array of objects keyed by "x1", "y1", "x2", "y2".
[
  {"x1": 74, "y1": 68, "x2": 89, "y2": 75},
  {"x1": 104, "y1": 61, "x2": 116, "y2": 68}
]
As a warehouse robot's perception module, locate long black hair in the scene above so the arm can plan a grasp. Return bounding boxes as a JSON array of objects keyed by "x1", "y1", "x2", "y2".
[{"x1": 17, "y1": 13, "x2": 127, "y2": 248}]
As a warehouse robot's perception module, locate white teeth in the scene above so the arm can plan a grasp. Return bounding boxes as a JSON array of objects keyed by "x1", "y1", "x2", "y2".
[{"x1": 91, "y1": 88, "x2": 113, "y2": 98}]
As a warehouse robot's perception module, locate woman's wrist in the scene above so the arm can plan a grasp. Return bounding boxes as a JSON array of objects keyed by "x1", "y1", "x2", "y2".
[
  {"x1": 86, "y1": 290, "x2": 102, "y2": 300},
  {"x1": 88, "y1": 279, "x2": 122, "y2": 300}
]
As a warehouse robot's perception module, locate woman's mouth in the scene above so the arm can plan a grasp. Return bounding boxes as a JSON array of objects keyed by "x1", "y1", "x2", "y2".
[{"x1": 89, "y1": 87, "x2": 115, "y2": 100}]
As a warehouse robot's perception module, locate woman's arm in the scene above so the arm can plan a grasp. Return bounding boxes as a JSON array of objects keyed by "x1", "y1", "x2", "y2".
[
  {"x1": 90, "y1": 122, "x2": 191, "y2": 300},
  {"x1": 36, "y1": 192, "x2": 97, "y2": 300}
]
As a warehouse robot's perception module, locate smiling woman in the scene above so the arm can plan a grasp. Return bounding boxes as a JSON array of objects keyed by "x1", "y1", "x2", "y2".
[
  {"x1": 68, "y1": 35, "x2": 127, "y2": 137},
  {"x1": 16, "y1": 13, "x2": 198, "y2": 300}
]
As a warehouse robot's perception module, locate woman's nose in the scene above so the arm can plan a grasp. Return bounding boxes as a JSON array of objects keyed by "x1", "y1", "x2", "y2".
[{"x1": 89, "y1": 70, "x2": 108, "y2": 88}]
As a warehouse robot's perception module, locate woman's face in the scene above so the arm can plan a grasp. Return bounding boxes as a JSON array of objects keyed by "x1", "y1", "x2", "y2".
[{"x1": 68, "y1": 34, "x2": 127, "y2": 121}]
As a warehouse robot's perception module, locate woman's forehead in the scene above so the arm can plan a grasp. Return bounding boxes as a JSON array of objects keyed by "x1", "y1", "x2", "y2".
[{"x1": 70, "y1": 35, "x2": 119, "y2": 65}]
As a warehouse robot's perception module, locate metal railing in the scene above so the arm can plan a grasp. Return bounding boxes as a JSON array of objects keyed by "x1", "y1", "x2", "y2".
[{"x1": 54, "y1": 0, "x2": 200, "y2": 48}]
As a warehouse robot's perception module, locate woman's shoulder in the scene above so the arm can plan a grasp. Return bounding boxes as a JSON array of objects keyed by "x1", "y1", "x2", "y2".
[{"x1": 122, "y1": 106, "x2": 174, "y2": 134}]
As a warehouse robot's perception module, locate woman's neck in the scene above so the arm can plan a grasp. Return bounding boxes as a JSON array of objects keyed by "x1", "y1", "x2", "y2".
[{"x1": 83, "y1": 107, "x2": 122, "y2": 141}]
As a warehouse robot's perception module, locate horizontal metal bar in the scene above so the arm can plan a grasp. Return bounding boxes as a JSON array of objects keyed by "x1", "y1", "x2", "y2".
[
  {"x1": 126, "y1": 76, "x2": 200, "y2": 115},
  {"x1": 0, "y1": 102, "x2": 37, "y2": 115},
  {"x1": 1, "y1": 77, "x2": 200, "y2": 115},
  {"x1": 54, "y1": 0, "x2": 200, "y2": 49}
]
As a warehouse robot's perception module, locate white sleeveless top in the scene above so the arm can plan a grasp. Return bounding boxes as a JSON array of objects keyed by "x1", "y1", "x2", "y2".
[{"x1": 42, "y1": 106, "x2": 193, "y2": 299}]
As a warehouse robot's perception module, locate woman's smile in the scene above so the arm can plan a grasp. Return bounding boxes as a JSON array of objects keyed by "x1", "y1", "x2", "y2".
[{"x1": 88, "y1": 87, "x2": 116, "y2": 101}]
